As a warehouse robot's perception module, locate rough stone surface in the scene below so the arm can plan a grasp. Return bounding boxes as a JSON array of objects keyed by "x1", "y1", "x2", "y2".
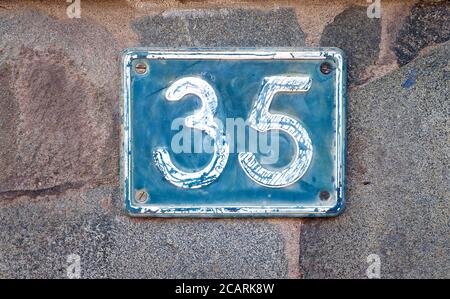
[
  {"x1": 132, "y1": 8, "x2": 306, "y2": 47},
  {"x1": 299, "y1": 41, "x2": 450, "y2": 279},
  {"x1": 320, "y1": 5, "x2": 381, "y2": 85},
  {"x1": 0, "y1": 9, "x2": 119, "y2": 195},
  {"x1": 394, "y1": 0, "x2": 450, "y2": 66},
  {"x1": 0, "y1": 186, "x2": 287, "y2": 279}
]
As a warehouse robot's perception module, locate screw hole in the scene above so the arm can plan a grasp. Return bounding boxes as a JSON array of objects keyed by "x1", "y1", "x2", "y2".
[
  {"x1": 135, "y1": 62, "x2": 148, "y2": 75},
  {"x1": 135, "y1": 190, "x2": 149, "y2": 203},
  {"x1": 320, "y1": 62, "x2": 333, "y2": 75},
  {"x1": 319, "y1": 190, "x2": 331, "y2": 201}
]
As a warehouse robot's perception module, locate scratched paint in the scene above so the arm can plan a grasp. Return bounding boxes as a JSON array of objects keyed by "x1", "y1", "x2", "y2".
[
  {"x1": 153, "y1": 77, "x2": 229, "y2": 189},
  {"x1": 238, "y1": 76, "x2": 314, "y2": 188},
  {"x1": 121, "y1": 49, "x2": 346, "y2": 217}
]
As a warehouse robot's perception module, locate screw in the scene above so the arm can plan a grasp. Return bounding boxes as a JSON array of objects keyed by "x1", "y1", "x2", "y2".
[
  {"x1": 135, "y1": 190, "x2": 149, "y2": 203},
  {"x1": 135, "y1": 62, "x2": 148, "y2": 75},
  {"x1": 320, "y1": 62, "x2": 333, "y2": 75},
  {"x1": 319, "y1": 190, "x2": 331, "y2": 201}
]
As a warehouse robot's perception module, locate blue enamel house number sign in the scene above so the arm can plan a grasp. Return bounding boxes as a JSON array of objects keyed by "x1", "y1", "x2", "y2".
[{"x1": 121, "y1": 48, "x2": 346, "y2": 217}]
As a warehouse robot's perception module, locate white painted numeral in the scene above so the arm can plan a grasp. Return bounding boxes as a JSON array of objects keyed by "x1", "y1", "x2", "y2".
[
  {"x1": 154, "y1": 76, "x2": 313, "y2": 189},
  {"x1": 153, "y1": 77, "x2": 229, "y2": 189},
  {"x1": 238, "y1": 76, "x2": 313, "y2": 188}
]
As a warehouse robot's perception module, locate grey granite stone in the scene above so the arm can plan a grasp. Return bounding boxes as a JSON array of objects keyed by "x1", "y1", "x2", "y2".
[
  {"x1": 0, "y1": 186, "x2": 287, "y2": 279},
  {"x1": 394, "y1": 1, "x2": 450, "y2": 66},
  {"x1": 299, "y1": 41, "x2": 450, "y2": 279},
  {"x1": 0, "y1": 9, "x2": 119, "y2": 195},
  {"x1": 320, "y1": 5, "x2": 381, "y2": 85},
  {"x1": 132, "y1": 8, "x2": 305, "y2": 47}
]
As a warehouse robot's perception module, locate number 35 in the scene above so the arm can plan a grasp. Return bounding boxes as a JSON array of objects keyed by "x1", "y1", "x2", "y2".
[{"x1": 153, "y1": 76, "x2": 313, "y2": 189}]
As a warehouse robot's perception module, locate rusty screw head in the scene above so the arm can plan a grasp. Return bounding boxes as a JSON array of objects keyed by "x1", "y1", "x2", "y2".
[
  {"x1": 135, "y1": 62, "x2": 148, "y2": 75},
  {"x1": 320, "y1": 62, "x2": 333, "y2": 75},
  {"x1": 135, "y1": 190, "x2": 149, "y2": 203},
  {"x1": 319, "y1": 190, "x2": 331, "y2": 201}
]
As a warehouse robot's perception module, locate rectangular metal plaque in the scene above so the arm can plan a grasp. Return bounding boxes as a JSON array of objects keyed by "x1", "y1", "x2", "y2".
[{"x1": 121, "y1": 48, "x2": 346, "y2": 217}]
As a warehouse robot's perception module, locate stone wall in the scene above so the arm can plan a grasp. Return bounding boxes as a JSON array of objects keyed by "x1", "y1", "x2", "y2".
[{"x1": 0, "y1": 0, "x2": 448, "y2": 278}]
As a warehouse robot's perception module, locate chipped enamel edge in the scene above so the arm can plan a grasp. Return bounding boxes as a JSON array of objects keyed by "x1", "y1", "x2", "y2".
[{"x1": 120, "y1": 48, "x2": 346, "y2": 218}]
